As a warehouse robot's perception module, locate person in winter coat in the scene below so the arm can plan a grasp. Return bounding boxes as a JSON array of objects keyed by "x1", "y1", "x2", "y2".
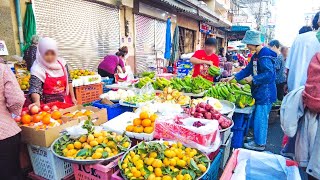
[{"x1": 222, "y1": 30, "x2": 277, "y2": 151}]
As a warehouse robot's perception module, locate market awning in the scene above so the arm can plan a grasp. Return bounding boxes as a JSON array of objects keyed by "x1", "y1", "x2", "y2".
[
  {"x1": 230, "y1": 26, "x2": 250, "y2": 32},
  {"x1": 159, "y1": 0, "x2": 197, "y2": 14}
]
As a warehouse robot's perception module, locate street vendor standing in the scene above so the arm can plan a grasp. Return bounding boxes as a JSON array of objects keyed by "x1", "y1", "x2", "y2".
[
  {"x1": 190, "y1": 38, "x2": 219, "y2": 81},
  {"x1": 222, "y1": 30, "x2": 277, "y2": 151},
  {"x1": 29, "y1": 37, "x2": 77, "y2": 107}
]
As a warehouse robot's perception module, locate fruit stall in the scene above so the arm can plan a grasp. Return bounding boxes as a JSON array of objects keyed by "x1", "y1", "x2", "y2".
[{"x1": 13, "y1": 65, "x2": 298, "y2": 180}]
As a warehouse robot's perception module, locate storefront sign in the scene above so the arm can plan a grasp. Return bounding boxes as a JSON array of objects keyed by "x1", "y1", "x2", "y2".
[
  {"x1": 200, "y1": 22, "x2": 212, "y2": 34},
  {"x1": 232, "y1": 16, "x2": 248, "y2": 23},
  {"x1": 0, "y1": 40, "x2": 8, "y2": 55}
]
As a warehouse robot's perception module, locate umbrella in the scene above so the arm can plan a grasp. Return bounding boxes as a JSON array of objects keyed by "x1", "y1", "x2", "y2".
[
  {"x1": 164, "y1": 17, "x2": 172, "y2": 59},
  {"x1": 170, "y1": 26, "x2": 179, "y2": 63},
  {"x1": 23, "y1": 3, "x2": 36, "y2": 52}
]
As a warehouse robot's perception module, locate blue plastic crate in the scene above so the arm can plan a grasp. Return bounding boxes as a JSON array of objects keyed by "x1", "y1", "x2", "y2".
[
  {"x1": 231, "y1": 119, "x2": 247, "y2": 148},
  {"x1": 101, "y1": 78, "x2": 114, "y2": 93},
  {"x1": 232, "y1": 113, "x2": 245, "y2": 129},
  {"x1": 92, "y1": 100, "x2": 133, "y2": 120},
  {"x1": 201, "y1": 149, "x2": 223, "y2": 180}
]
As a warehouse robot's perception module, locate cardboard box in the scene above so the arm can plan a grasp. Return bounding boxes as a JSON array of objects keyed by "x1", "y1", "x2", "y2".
[{"x1": 21, "y1": 105, "x2": 107, "y2": 147}]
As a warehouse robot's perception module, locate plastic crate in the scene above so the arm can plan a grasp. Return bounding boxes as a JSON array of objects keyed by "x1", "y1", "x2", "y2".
[
  {"x1": 92, "y1": 100, "x2": 133, "y2": 120},
  {"x1": 231, "y1": 119, "x2": 247, "y2": 148},
  {"x1": 232, "y1": 113, "x2": 245, "y2": 129},
  {"x1": 27, "y1": 144, "x2": 73, "y2": 180},
  {"x1": 73, "y1": 157, "x2": 120, "y2": 180},
  {"x1": 75, "y1": 83, "x2": 103, "y2": 104},
  {"x1": 102, "y1": 78, "x2": 114, "y2": 93},
  {"x1": 221, "y1": 132, "x2": 233, "y2": 168},
  {"x1": 201, "y1": 149, "x2": 224, "y2": 180}
]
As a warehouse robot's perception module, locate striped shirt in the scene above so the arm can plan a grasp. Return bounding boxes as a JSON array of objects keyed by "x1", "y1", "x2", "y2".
[{"x1": 0, "y1": 64, "x2": 25, "y2": 140}]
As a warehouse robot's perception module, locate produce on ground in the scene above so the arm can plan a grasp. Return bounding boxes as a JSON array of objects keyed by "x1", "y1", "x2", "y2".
[
  {"x1": 64, "y1": 109, "x2": 94, "y2": 119},
  {"x1": 119, "y1": 141, "x2": 210, "y2": 180},
  {"x1": 205, "y1": 82, "x2": 255, "y2": 108},
  {"x1": 19, "y1": 105, "x2": 64, "y2": 129},
  {"x1": 152, "y1": 77, "x2": 171, "y2": 90},
  {"x1": 208, "y1": 66, "x2": 221, "y2": 77},
  {"x1": 100, "y1": 89, "x2": 135, "y2": 101},
  {"x1": 135, "y1": 77, "x2": 154, "y2": 89},
  {"x1": 126, "y1": 111, "x2": 157, "y2": 134},
  {"x1": 183, "y1": 102, "x2": 233, "y2": 130},
  {"x1": 70, "y1": 69, "x2": 95, "y2": 79},
  {"x1": 124, "y1": 93, "x2": 155, "y2": 105},
  {"x1": 156, "y1": 87, "x2": 191, "y2": 106},
  {"x1": 17, "y1": 72, "x2": 31, "y2": 91},
  {"x1": 170, "y1": 76, "x2": 213, "y2": 94},
  {"x1": 53, "y1": 120, "x2": 131, "y2": 160},
  {"x1": 141, "y1": 71, "x2": 156, "y2": 79}
]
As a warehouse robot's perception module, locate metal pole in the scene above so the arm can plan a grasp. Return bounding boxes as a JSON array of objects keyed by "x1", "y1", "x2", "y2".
[{"x1": 14, "y1": 0, "x2": 24, "y2": 55}]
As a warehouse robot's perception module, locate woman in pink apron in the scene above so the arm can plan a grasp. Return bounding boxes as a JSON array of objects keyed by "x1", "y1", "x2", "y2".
[{"x1": 29, "y1": 37, "x2": 77, "y2": 107}]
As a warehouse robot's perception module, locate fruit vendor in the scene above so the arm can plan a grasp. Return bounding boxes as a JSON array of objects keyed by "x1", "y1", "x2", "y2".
[
  {"x1": 222, "y1": 30, "x2": 277, "y2": 151},
  {"x1": 0, "y1": 63, "x2": 25, "y2": 179},
  {"x1": 98, "y1": 46, "x2": 128, "y2": 83},
  {"x1": 29, "y1": 37, "x2": 77, "y2": 107},
  {"x1": 190, "y1": 38, "x2": 219, "y2": 81}
]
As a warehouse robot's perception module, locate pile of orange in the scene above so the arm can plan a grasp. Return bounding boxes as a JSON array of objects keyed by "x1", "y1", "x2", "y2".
[
  {"x1": 125, "y1": 112, "x2": 157, "y2": 134},
  {"x1": 64, "y1": 110, "x2": 93, "y2": 119},
  {"x1": 21, "y1": 110, "x2": 63, "y2": 129}
]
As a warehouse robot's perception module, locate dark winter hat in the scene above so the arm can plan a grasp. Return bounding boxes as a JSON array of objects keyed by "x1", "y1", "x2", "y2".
[{"x1": 205, "y1": 38, "x2": 217, "y2": 46}]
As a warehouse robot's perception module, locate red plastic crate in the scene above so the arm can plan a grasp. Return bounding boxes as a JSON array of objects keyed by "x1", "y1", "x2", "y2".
[{"x1": 75, "y1": 83, "x2": 103, "y2": 104}]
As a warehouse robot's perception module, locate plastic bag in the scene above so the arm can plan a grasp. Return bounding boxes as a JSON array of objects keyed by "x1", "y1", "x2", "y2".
[
  {"x1": 154, "y1": 115, "x2": 221, "y2": 154},
  {"x1": 64, "y1": 120, "x2": 103, "y2": 139},
  {"x1": 231, "y1": 149, "x2": 301, "y2": 180}
]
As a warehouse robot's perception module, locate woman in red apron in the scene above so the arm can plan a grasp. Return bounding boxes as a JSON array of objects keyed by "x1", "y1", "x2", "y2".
[{"x1": 29, "y1": 37, "x2": 77, "y2": 107}]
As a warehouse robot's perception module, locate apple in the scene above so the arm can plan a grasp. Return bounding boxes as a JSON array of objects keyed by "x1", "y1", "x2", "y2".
[
  {"x1": 21, "y1": 110, "x2": 28, "y2": 116},
  {"x1": 30, "y1": 105, "x2": 40, "y2": 115},
  {"x1": 14, "y1": 116, "x2": 21, "y2": 122},
  {"x1": 42, "y1": 105, "x2": 50, "y2": 112},
  {"x1": 51, "y1": 105, "x2": 58, "y2": 111}
]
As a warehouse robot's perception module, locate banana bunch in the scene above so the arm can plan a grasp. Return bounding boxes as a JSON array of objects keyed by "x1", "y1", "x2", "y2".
[
  {"x1": 134, "y1": 77, "x2": 153, "y2": 89},
  {"x1": 170, "y1": 76, "x2": 213, "y2": 94},
  {"x1": 152, "y1": 77, "x2": 171, "y2": 90},
  {"x1": 208, "y1": 66, "x2": 221, "y2": 76},
  {"x1": 205, "y1": 82, "x2": 255, "y2": 108}
]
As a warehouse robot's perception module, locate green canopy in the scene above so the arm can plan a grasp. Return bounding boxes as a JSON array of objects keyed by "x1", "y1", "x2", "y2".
[
  {"x1": 23, "y1": 3, "x2": 36, "y2": 52},
  {"x1": 170, "y1": 26, "x2": 179, "y2": 63}
]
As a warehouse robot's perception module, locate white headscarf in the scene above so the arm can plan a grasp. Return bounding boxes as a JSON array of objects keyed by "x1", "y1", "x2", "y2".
[{"x1": 31, "y1": 37, "x2": 69, "y2": 94}]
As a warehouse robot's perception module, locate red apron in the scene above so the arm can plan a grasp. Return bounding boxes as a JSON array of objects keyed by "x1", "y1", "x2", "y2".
[{"x1": 43, "y1": 61, "x2": 72, "y2": 103}]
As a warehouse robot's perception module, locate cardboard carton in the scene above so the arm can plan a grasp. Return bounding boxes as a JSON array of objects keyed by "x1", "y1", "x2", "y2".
[{"x1": 21, "y1": 105, "x2": 107, "y2": 147}]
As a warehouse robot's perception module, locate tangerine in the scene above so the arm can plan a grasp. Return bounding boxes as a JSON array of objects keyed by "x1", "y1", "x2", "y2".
[
  {"x1": 133, "y1": 125, "x2": 144, "y2": 133},
  {"x1": 150, "y1": 114, "x2": 158, "y2": 122},
  {"x1": 143, "y1": 126, "x2": 154, "y2": 134},
  {"x1": 32, "y1": 114, "x2": 42, "y2": 123},
  {"x1": 133, "y1": 118, "x2": 142, "y2": 126},
  {"x1": 21, "y1": 114, "x2": 32, "y2": 124},
  {"x1": 51, "y1": 111, "x2": 62, "y2": 120},
  {"x1": 139, "y1": 112, "x2": 149, "y2": 120},
  {"x1": 126, "y1": 125, "x2": 134, "y2": 132},
  {"x1": 141, "y1": 119, "x2": 152, "y2": 127},
  {"x1": 56, "y1": 119, "x2": 63, "y2": 124},
  {"x1": 42, "y1": 115, "x2": 51, "y2": 125}
]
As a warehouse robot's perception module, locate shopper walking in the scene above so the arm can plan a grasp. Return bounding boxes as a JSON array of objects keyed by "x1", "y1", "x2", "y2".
[
  {"x1": 222, "y1": 30, "x2": 277, "y2": 151},
  {"x1": 98, "y1": 46, "x2": 128, "y2": 83},
  {"x1": 0, "y1": 64, "x2": 25, "y2": 180},
  {"x1": 23, "y1": 35, "x2": 39, "y2": 71},
  {"x1": 268, "y1": 40, "x2": 286, "y2": 100},
  {"x1": 286, "y1": 11, "x2": 320, "y2": 92}
]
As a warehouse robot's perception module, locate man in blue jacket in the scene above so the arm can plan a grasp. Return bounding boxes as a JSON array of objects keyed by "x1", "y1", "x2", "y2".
[{"x1": 222, "y1": 30, "x2": 277, "y2": 150}]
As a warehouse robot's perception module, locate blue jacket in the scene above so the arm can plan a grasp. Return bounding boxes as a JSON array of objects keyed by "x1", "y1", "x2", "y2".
[{"x1": 235, "y1": 47, "x2": 277, "y2": 105}]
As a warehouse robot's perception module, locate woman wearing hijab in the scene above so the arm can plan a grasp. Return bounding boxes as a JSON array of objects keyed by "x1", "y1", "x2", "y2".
[
  {"x1": 98, "y1": 46, "x2": 128, "y2": 83},
  {"x1": 0, "y1": 64, "x2": 25, "y2": 179},
  {"x1": 29, "y1": 37, "x2": 77, "y2": 107}
]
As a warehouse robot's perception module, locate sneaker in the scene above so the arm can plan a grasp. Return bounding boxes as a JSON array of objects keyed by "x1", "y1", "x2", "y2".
[
  {"x1": 244, "y1": 141, "x2": 266, "y2": 151},
  {"x1": 245, "y1": 136, "x2": 254, "y2": 143}
]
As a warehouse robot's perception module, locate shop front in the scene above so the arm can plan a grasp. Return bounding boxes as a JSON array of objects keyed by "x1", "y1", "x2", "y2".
[{"x1": 33, "y1": 0, "x2": 120, "y2": 70}]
